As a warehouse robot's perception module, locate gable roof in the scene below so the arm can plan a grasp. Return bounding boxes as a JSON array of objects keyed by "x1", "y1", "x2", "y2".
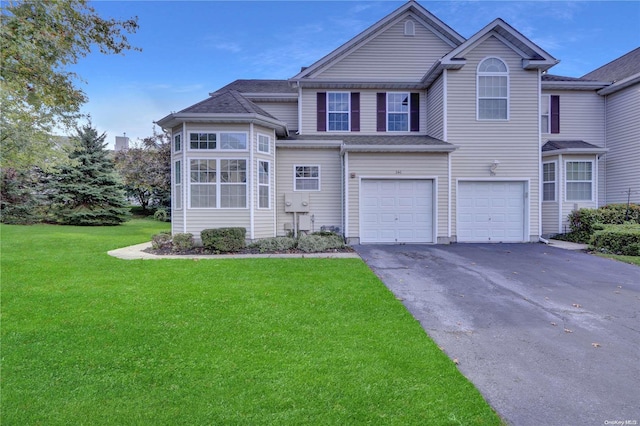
[
  {"x1": 542, "y1": 140, "x2": 608, "y2": 157},
  {"x1": 290, "y1": 0, "x2": 465, "y2": 82},
  {"x1": 156, "y1": 90, "x2": 288, "y2": 136},
  {"x1": 212, "y1": 79, "x2": 297, "y2": 96},
  {"x1": 541, "y1": 73, "x2": 609, "y2": 91},
  {"x1": 422, "y1": 18, "x2": 558, "y2": 87}
]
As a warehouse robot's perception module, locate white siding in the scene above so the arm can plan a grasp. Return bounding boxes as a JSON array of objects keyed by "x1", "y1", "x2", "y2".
[
  {"x1": 426, "y1": 74, "x2": 445, "y2": 139},
  {"x1": 446, "y1": 36, "x2": 541, "y2": 241},
  {"x1": 559, "y1": 154, "x2": 600, "y2": 232},
  {"x1": 253, "y1": 125, "x2": 277, "y2": 239},
  {"x1": 542, "y1": 90, "x2": 605, "y2": 145},
  {"x1": 275, "y1": 147, "x2": 342, "y2": 236},
  {"x1": 605, "y1": 84, "x2": 640, "y2": 204},
  {"x1": 256, "y1": 101, "x2": 299, "y2": 132},
  {"x1": 541, "y1": 202, "x2": 560, "y2": 236},
  {"x1": 346, "y1": 152, "x2": 449, "y2": 243},
  {"x1": 301, "y1": 89, "x2": 427, "y2": 135},
  {"x1": 314, "y1": 17, "x2": 453, "y2": 81}
]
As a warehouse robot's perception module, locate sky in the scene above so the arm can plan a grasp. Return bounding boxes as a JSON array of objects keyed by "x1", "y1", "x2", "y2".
[{"x1": 69, "y1": 0, "x2": 640, "y2": 147}]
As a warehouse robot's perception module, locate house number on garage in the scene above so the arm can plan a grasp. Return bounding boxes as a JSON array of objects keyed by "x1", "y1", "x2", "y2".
[{"x1": 395, "y1": 170, "x2": 402, "y2": 174}]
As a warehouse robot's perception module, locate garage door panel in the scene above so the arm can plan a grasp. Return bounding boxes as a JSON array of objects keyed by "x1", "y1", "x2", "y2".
[
  {"x1": 361, "y1": 179, "x2": 434, "y2": 243},
  {"x1": 458, "y1": 181, "x2": 525, "y2": 243}
]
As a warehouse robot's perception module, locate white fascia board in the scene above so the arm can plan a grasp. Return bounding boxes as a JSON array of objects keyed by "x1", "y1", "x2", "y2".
[
  {"x1": 542, "y1": 148, "x2": 608, "y2": 157},
  {"x1": 541, "y1": 80, "x2": 610, "y2": 91},
  {"x1": 294, "y1": 79, "x2": 425, "y2": 90},
  {"x1": 276, "y1": 140, "x2": 343, "y2": 149},
  {"x1": 597, "y1": 74, "x2": 640, "y2": 95},
  {"x1": 156, "y1": 113, "x2": 288, "y2": 135},
  {"x1": 341, "y1": 144, "x2": 458, "y2": 154}
]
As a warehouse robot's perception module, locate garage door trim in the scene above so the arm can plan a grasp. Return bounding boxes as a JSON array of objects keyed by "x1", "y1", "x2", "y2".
[
  {"x1": 456, "y1": 178, "x2": 529, "y2": 243},
  {"x1": 359, "y1": 176, "x2": 438, "y2": 244}
]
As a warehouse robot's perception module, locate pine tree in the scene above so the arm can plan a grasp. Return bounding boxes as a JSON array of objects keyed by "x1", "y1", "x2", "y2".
[{"x1": 50, "y1": 124, "x2": 130, "y2": 225}]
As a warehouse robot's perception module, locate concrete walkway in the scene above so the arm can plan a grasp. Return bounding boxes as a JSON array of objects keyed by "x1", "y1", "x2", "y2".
[{"x1": 107, "y1": 242, "x2": 360, "y2": 260}]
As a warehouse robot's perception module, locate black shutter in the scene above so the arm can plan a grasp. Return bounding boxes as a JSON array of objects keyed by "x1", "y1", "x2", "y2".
[
  {"x1": 550, "y1": 95, "x2": 560, "y2": 134},
  {"x1": 410, "y1": 92, "x2": 420, "y2": 132},
  {"x1": 351, "y1": 92, "x2": 360, "y2": 132},
  {"x1": 376, "y1": 93, "x2": 386, "y2": 132},
  {"x1": 317, "y1": 92, "x2": 326, "y2": 132}
]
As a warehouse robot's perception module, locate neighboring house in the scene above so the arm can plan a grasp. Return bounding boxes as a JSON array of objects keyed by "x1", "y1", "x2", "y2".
[{"x1": 157, "y1": 0, "x2": 639, "y2": 243}]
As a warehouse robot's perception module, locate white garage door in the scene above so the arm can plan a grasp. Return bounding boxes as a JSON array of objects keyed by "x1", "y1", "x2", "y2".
[
  {"x1": 361, "y1": 179, "x2": 434, "y2": 243},
  {"x1": 458, "y1": 181, "x2": 525, "y2": 242}
]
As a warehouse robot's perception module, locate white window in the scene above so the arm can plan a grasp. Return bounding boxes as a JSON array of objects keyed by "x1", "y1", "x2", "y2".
[
  {"x1": 566, "y1": 161, "x2": 593, "y2": 201},
  {"x1": 294, "y1": 165, "x2": 320, "y2": 191},
  {"x1": 257, "y1": 134, "x2": 270, "y2": 153},
  {"x1": 404, "y1": 20, "x2": 415, "y2": 36},
  {"x1": 190, "y1": 159, "x2": 217, "y2": 208},
  {"x1": 174, "y1": 133, "x2": 182, "y2": 152},
  {"x1": 189, "y1": 132, "x2": 247, "y2": 150},
  {"x1": 477, "y1": 57, "x2": 509, "y2": 120},
  {"x1": 541, "y1": 95, "x2": 550, "y2": 133},
  {"x1": 174, "y1": 160, "x2": 182, "y2": 210},
  {"x1": 220, "y1": 159, "x2": 247, "y2": 208},
  {"x1": 542, "y1": 161, "x2": 556, "y2": 202},
  {"x1": 387, "y1": 92, "x2": 409, "y2": 131},
  {"x1": 258, "y1": 160, "x2": 270, "y2": 209},
  {"x1": 328, "y1": 92, "x2": 350, "y2": 131},
  {"x1": 220, "y1": 132, "x2": 247, "y2": 150}
]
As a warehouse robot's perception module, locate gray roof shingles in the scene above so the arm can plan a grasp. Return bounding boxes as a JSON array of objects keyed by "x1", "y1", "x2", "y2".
[
  {"x1": 582, "y1": 47, "x2": 640, "y2": 82},
  {"x1": 180, "y1": 90, "x2": 279, "y2": 120},
  {"x1": 283, "y1": 134, "x2": 452, "y2": 146},
  {"x1": 542, "y1": 140, "x2": 602, "y2": 151},
  {"x1": 213, "y1": 79, "x2": 296, "y2": 94}
]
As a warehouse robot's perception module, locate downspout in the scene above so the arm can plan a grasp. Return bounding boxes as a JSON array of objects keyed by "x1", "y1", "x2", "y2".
[
  {"x1": 340, "y1": 146, "x2": 345, "y2": 241},
  {"x1": 249, "y1": 122, "x2": 255, "y2": 240},
  {"x1": 558, "y1": 154, "x2": 563, "y2": 234},
  {"x1": 272, "y1": 129, "x2": 277, "y2": 237},
  {"x1": 444, "y1": 70, "x2": 451, "y2": 240},
  {"x1": 603, "y1": 96, "x2": 607, "y2": 205},
  {"x1": 537, "y1": 70, "x2": 542, "y2": 241},
  {"x1": 344, "y1": 150, "x2": 349, "y2": 242},
  {"x1": 182, "y1": 122, "x2": 187, "y2": 234},
  {"x1": 297, "y1": 84, "x2": 302, "y2": 135}
]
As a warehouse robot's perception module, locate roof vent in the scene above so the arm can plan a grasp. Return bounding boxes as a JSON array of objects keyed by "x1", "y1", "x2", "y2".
[{"x1": 404, "y1": 20, "x2": 415, "y2": 36}]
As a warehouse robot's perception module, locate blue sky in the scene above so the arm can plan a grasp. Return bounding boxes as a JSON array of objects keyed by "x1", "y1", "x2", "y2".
[{"x1": 70, "y1": 0, "x2": 640, "y2": 146}]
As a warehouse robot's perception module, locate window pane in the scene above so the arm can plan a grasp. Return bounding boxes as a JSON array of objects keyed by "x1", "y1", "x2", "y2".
[
  {"x1": 190, "y1": 133, "x2": 216, "y2": 150},
  {"x1": 479, "y1": 99, "x2": 507, "y2": 119},
  {"x1": 543, "y1": 182, "x2": 555, "y2": 201},
  {"x1": 328, "y1": 112, "x2": 349, "y2": 131},
  {"x1": 388, "y1": 113, "x2": 408, "y2": 131},
  {"x1": 479, "y1": 58, "x2": 507, "y2": 72},
  {"x1": 295, "y1": 179, "x2": 319, "y2": 191},
  {"x1": 191, "y1": 184, "x2": 216, "y2": 208},
  {"x1": 258, "y1": 134, "x2": 270, "y2": 153},
  {"x1": 220, "y1": 184, "x2": 246, "y2": 208},
  {"x1": 259, "y1": 186, "x2": 269, "y2": 209},
  {"x1": 388, "y1": 93, "x2": 409, "y2": 113},
  {"x1": 190, "y1": 159, "x2": 216, "y2": 183},
  {"x1": 220, "y1": 160, "x2": 246, "y2": 183},
  {"x1": 258, "y1": 161, "x2": 269, "y2": 185},
  {"x1": 220, "y1": 133, "x2": 247, "y2": 150},
  {"x1": 567, "y1": 182, "x2": 592, "y2": 201}
]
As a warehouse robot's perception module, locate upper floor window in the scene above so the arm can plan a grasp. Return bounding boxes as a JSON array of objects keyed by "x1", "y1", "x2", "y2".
[
  {"x1": 566, "y1": 161, "x2": 593, "y2": 201},
  {"x1": 404, "y1": 20, "x2": 415, "y2": 36},
  {"x1": 327, "y1": 92, "x2": 350, "y2": 131},
  {"x1": 387, "y1": 93, "x2": 410, "y2": 131},
  {"x1": 174, "y1": 133, "x2": 182, "y2": 152},
  {"x1": 189, "y1": 132, "x2": 247, "y2": 151},
  {"x1": 294, "y1": 165, "x2": 320, "y2": 191},
  {"x1": 477, "y1": 57, "x2": 509, "y2": 120},
  {"x1": 257, "y1": 134, "x2": 270, "y2": 153},
  {"x1": 541, "y1": 95, "x2": 560, "y2": 134}
]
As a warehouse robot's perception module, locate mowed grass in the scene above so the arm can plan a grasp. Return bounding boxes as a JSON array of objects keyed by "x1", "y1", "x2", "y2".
[
  {"x1": 1, "y1": 220, "x2": 501, "y2": 425},
  {"x1": 594, "y1": 252, "x2": 640, "y2": 266}
]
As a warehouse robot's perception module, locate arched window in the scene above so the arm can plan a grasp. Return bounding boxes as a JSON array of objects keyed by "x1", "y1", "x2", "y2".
[
  {"x1": 404, "y1": 20, "x2": 415, "y2": 36},
  {"x1": 477, "y1": 57, "x2": 509, "y2": 120}
]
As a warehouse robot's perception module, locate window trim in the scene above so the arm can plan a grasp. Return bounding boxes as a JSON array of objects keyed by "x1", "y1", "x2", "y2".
[
  {"x1": 188, "y1": 131, "x2": 249, "y2": 152},
  {"x1": 327, "y1": 91, "x2": 351, "y2": 132},
  {"x1": 258, "y1": 160, "x2": 271, "y2": 209},
  {"x1": 477, "y1": 57, "x2": 509, "y2": 121},
  {"x1": 564, "y1": 160, "x2": 594, "y2": 202},
  {"x1": 541, "y1": 95, "x2": 551, "y2": 134},
  {"x1": 386, "y1": 92, "x2": 410, "y2": 132},
  {"x1": 542, "y1": 161, "x2": 556, "y2": 202},
  {"x1": 257, "y1": 133, "x2": 271, "y2": 154},
  {"x1": 188, "y1": 158, "x2": 248, "y2": 209},
  {"x1": 293, "y1": 165, "x2": 321, "y2": 192}
]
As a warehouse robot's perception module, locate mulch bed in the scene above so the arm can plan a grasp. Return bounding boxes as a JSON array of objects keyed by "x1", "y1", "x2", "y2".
[{"x1": 144, "y1": 246, "x2": 355, "y2": 256}]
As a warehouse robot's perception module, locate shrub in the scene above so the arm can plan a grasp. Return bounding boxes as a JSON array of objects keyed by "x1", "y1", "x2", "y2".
[
  {"x1": 154, "y1": 208, "x2": 170, "y2": 222},
  {"x1": 297, "y1": 233, "x2": 345, "y2": 253},
  {"x1": 249, "y1": 237, "x2": 297, "y2": 253},
  {"x1": 201, "y1": 228, "x2": 246, "y2": 253},
  {"x1": 172, "y1": 233, "x2": 194, "y2": 252},
  {"x1": 590, "y1": 224, "x2": 640, "y2": 256},
  {"x1": 151, "y1": 231, "x2": 172, "y2": 250},
  {"x1": 567, "y1": 204, "x2": 640, "y2": 243}
]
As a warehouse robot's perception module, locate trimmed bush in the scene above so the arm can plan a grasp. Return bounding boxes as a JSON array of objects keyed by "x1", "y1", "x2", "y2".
[
  {"x1": 297, "y1": 233, "x2": 345, "y2": 253},
  {"x1": 172, "y1": 233, "x2": 194, "y2": 252},
  {"x1": 201, "y1": 228, "x2": 246, "y2": 253},
  {"x1": 590, "y1": 224, "x2": 640, "y2": 256},
  {"x1": 151, "y1": 231, "x2": 172, "y2": 250},
  {"x1": 567, "y1": 203, "x2": 640, "y2": 243},
  {"x1": 249, "y1": 237, "x2": 297, "y2": 253},
  {"x1": 154, "y1": 208, "x2": 170, "y2": 222}
]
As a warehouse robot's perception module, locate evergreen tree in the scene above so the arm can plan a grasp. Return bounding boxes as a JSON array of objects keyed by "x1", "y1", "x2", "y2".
[
  {"x1": 50, "y1": 124, "x2": 129, "y2": 225},
  {"x1": 0, "y1": 167, "x2": 39, "y2": 224}
]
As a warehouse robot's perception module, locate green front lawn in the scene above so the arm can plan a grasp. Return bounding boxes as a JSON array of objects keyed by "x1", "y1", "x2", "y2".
[
  {"x1": 594, "y1": 252, "x2": 640, "y2": 266},
  {"x1": 1, "y1": 220, "x2": 500, "y2": 425}
]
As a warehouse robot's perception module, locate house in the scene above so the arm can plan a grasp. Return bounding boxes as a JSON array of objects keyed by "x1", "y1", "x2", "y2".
[{"x1": 156, "y1": 0, "x2": 639, "y2": 244}]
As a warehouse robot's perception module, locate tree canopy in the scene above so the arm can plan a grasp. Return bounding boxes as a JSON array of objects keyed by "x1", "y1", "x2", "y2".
[{"x1": 0, "y1": 0, "x2": 139, "y2": 170}]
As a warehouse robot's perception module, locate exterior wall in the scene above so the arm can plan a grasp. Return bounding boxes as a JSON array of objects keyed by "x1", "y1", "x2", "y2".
[
  {"x1": 255, "y1": 101, "x2": 299, "y2": 132},
  {"x1": 541, "y1": 156, "x2": 560, "y2": 236},
  {"x1": 605, "y1": 83, "x2": 640, "y2": 204},
  {"x1": 346, "y1": 152, "x2": 450, "y2": 243},
  {"x1": 252, "y1": 125, "x2": 277, "y2": 239},
  {"x1": 275, "y1": 147, "x2": 343, "y2": 236},
  {"x1": 314, "y1": 17, "x2": 453, "y2": 81},
  {"x1": 300, "y1": 89, "x2": 427, "y2": 135},
  {"x1": 446, "y1": 35, "x2": 541, "y2": 241},
  {"x1": 426, "y1": 74, "x2": 445, "y2": 139},
  {"x1": 557, "y1": 154, "x2": 601, "y2": 232}
]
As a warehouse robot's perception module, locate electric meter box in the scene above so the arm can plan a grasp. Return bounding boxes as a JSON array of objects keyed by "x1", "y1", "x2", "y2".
[{"x1": 284, "y1": 193, "x2": 310, "y2": 213}]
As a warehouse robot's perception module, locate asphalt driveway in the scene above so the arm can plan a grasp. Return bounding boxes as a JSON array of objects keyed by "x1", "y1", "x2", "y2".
[{"x1": 354, "y1": 243, "x2": 640, "y2": 426}]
